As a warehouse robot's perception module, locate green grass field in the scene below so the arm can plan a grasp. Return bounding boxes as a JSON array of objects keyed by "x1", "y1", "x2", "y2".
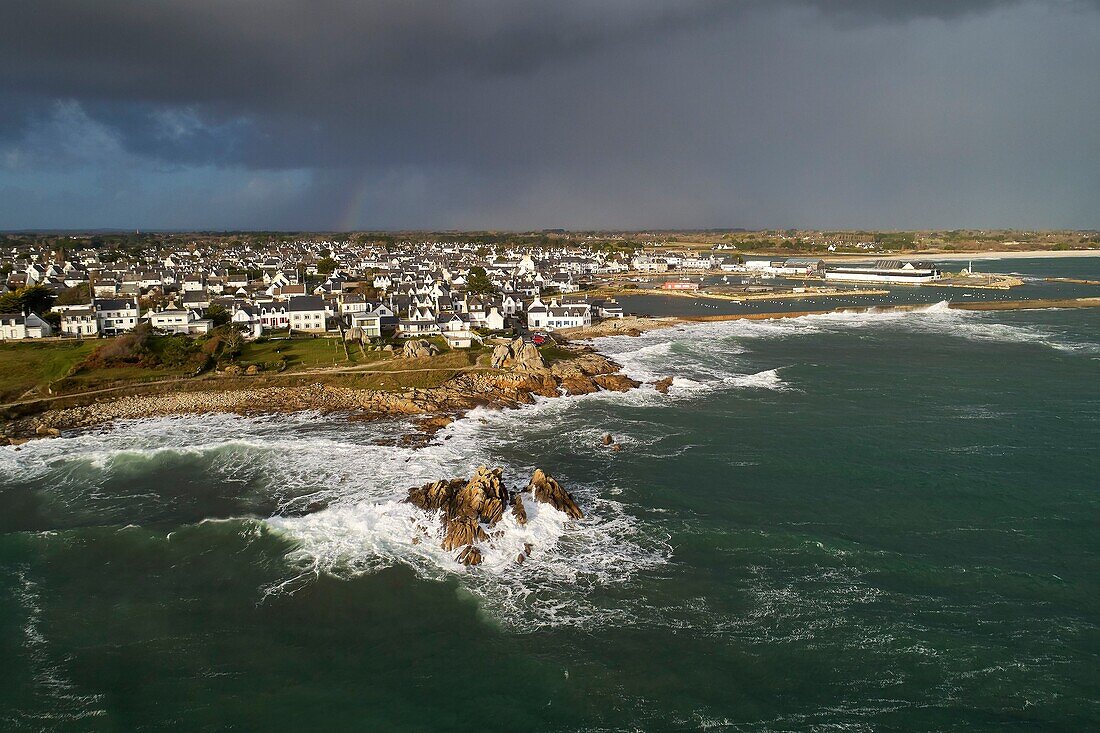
[
  {"x1": 54, "y1": 364, "x2": 193, "y2": 394},
  {"x1": 239, "y1": 337, "x2": 354, "y2": 369},
  {"x1": 0, "y1": 340, "x2": 99, "y2": 401},
  {"x1": 538, "y1": 343, "x2": 577, "y2": 363},
  {"x1": 1, "y1": 336, "x2": 490, "y2": 407}
]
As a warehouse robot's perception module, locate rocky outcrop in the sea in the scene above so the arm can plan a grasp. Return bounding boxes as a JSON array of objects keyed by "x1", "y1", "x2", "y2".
[
  {"x1": 654, "y1": 377, "x2": 674, "y2": 394},
  {"x1": 528, "y1": 468, "x2": 584, "y2": 519},
  {"x1": 405, "y1": 467, "x2": 583, "y2": 566}
]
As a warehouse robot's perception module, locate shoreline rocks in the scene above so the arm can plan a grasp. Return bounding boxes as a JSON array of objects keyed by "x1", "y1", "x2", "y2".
[
  {"x1": 6, "y1": 347, "x2": 640, "y2": 442},
  {"x1": 490, "y1": 337, "x2": 548, "y2": 373},
  {"x1": 528, "y1": 468, "x2": 583, "y2": 519}
]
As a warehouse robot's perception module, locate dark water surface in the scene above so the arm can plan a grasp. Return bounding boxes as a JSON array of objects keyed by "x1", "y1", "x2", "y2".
[{"x1": 2, "y1": 261, "x2": 1099, "y2": 731}]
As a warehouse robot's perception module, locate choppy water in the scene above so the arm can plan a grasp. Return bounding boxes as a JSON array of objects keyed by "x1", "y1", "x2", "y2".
[{"x1": 2, "y1": 265, "x2": 1099, "y2": 730}]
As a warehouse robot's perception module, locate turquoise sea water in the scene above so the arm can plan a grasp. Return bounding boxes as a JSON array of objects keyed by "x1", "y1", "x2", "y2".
[{"x1": 2, "y1": 261, "x2": 1099, "y2": 731}]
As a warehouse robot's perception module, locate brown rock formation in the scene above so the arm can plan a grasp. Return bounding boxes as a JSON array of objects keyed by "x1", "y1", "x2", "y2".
[
  {"x1": 406, "y1": 477, "x2": 464, "y2": 512},
  {"x1": 457, "y1": 545, "x2": 483, "y2": 566},
  {"x1": 443, "y1": 517, "x2": 490, "y2": 551},
  {"x1": 593, "y1": 374, "x2": 641, "y2": 392},
  {"x1": 654, "y1": 377, "x2": 674, "y2": 394},
  {"x1": 402, "y1": 339, "x2": 438, "y2": 359},
  {"x1": 415, "y1": 415, "x2": 454, "y2": 435},
  {"x1": 403, "y1": 467, "x2": 583, "y2": 566},
  {"x1": 490, "y1": 337, "x2": 548, "y2": 373},
  {"x1": 452, "y1": 466, "x2": 510, "y2": 526},
  {"x1": 560, "y1": 375, "x2": 599, "y2": 395},
  {"x1": 490, "y1": 342, "x2": 513, "y2": 369},
  {"x1": 405, "y1": 467, "x2": 510, "y2": 563},
  {"x1": 511, "y1": 493, "x2": 528, "y2": 525},
  {"x1": 528, "y1": 469, "x2": 584, "y2": 519}
]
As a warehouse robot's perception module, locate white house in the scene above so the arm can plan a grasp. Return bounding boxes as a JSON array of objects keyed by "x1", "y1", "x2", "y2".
[
  {"x1": 59, "y1": 306, "x2": 100, "y2": 337},
  {"x1": 397, "y1": 305, "x2": 439, "y2": 338},
  {"x1": 0, "y1": 312, "x2": 52, "y2": 340},
  {"x1": 526, "y1": 297, "x2": 591, "y2": 331},
  {"x1": 231, "y1": 305, "x2": 264, "y2": 338},
  {"x1": 349, "y1": 311, "x2": 382, "y2": 338},
  {"x1": 147, "y1": 309, "x2": 213, "y2": 335},
  {"x1": 632, "y1": 255, "x2": 669, "y2": 273},
  {"x1": 95, "y1": 298, "x2": 140, "y2": 335},
  {"x1": 484, "y1": 306, "x2": 506, "y2": 332},
  {"x1": 287, "y1": 296, "x2": 328, "y2": 333},
  {"x1": 259, "y1": 302, "x2": 289, "y2": 330},
  {"x1": 438, "y1": 311, "x2": 475, "y2": 348},
  {"x1": 596, "y1": 299, "x2": 624, "y2": 319}
]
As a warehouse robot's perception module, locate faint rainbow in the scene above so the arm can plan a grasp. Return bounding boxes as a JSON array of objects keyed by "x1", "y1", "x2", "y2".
[{"x1": 337, "y1": 172, "x2": 375, "y2": 232}]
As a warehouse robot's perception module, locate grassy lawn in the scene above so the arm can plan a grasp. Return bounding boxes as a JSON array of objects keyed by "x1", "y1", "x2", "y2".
[
  {"x1": 0, "y1": 340, "x2": 99, "y2": 401},
  {"x1": 1, "y1": 336, "x2": 490, "y2": 409},
  {"x1": 335, "y1": 370, "x2": 461, "y2": 391},
  {"x1": 539, "y1": 344, "x2": 577, "y2": 363},
  {"x1": 239, "y1": 337, "x2": 354, "y2": 370},
  {"x1": 366, "y1": 347, "x2": 483, "y2": 372},
  {"x1": 54, "y1": 364, "x2": 193, "y2": 394}
]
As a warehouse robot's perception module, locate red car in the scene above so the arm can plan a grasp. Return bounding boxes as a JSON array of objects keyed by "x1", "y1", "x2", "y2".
[{"x1": 530, "y1": 333, "x2": 548, "y2": 345}]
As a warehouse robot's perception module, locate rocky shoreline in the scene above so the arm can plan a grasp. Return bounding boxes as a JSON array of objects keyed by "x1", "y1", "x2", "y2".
[{"x1": 4, "y1": 339, "x2": 642, "y2": 443}]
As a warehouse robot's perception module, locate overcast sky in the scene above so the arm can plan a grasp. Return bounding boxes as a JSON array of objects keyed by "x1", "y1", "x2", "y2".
[{"x1": 2, "y1": 0, "x2": 1098, "y2": 230}]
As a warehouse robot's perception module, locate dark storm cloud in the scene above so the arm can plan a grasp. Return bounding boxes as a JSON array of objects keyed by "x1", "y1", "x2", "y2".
[
  {"x1": 5, "y1": 1, "x2": 1094, "y2": 107},
  {"x1": 1, "y1": 0, "x2": 1098, "y2": 228}
]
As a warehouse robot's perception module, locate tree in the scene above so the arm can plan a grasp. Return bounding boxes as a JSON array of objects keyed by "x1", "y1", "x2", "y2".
[
  {"x1": 219, "y1": 328, "x2": 245, "y2": 361},
  {"x1": 354, "y1": 284, "x2": 380, "y2": 299},
  {"x1": 56, "y1": 283, "x2": 91, "y2": 306},
  {"x1": 466, "y1": 271, "x2": 496, "y2": 295},
  {"x1": 316, "y1": 257, "x2": 338, "y2": 275},
  {"x1": 205, "y1": 304, "x2": 231, "y2": 327},
  {"x1": 160, "y1": 337, "x2": 198, "y2": 368},
  {"x1": 0, "y1": 285, "x2": 54, "y2": 314}
]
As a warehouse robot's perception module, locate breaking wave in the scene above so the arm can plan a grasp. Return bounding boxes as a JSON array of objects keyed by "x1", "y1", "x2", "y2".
[
  {"x1": 260, "y1": 399, "x2": 674, "y2": 627},
  {"x1": 2, "y1": 404, "x2": 672, "y2": 629},
  {"x1": 590, "y1": 300, "x2": 1098, "y2": 396}
]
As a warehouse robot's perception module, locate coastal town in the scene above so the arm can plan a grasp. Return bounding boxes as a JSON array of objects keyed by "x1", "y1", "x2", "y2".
[
  {"x1": 2, "y1": 230, "x2": 1077, "y2": 344},
  {"x1": 1, "y1": 230, "x2": 1098, "y2": 437}
]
